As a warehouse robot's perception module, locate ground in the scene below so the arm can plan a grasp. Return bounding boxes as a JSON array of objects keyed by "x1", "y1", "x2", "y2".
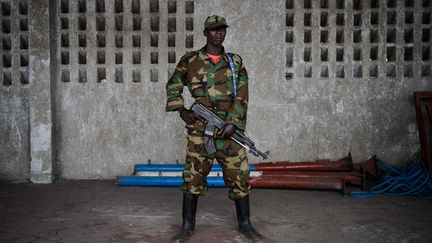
[{"x1": 0, "y1": 180, "x2": 431, "y2": 243}]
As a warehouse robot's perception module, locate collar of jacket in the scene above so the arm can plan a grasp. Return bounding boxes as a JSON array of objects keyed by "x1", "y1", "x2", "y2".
[{"x1": 198, "y1": 46, "x2": 229, "y2": 63}]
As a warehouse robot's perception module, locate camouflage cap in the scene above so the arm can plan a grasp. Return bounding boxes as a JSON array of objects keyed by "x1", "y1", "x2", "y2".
[{"x1": 204, "y1": 15, "x2": 230, "y2": 30}]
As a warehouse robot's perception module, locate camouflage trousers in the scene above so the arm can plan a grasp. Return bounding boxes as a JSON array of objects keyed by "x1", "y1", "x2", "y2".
[{"x1": 181, "y1": 130, "x2": 251, "y2": 200}]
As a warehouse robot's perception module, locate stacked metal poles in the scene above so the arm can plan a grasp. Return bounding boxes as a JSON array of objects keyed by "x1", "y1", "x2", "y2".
[
  {"x1": 248, "y1": 154, "x2": 380, "y2": 194},
  {"x1": 116, "y1": 154, "x2": 379, "y2": 195}
]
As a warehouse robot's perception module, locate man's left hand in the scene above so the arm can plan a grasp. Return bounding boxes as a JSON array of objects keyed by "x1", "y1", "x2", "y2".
[{"x1": 218, "y1": 124, "x2": 236, "y2": 139}]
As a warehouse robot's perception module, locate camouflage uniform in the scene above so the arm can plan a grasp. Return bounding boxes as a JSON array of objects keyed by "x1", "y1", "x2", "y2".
[{"x1": 166, "y1": 47, "x2": 251, "y2": 200}]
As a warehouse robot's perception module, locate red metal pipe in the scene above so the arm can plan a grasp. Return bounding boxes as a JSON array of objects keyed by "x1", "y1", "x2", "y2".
[
  {"x1": 353, "y1": 156, "x2": 379, "y2": 178},
  {"x1": 249, "y1": 176, "x2": 344, "y2": 192},
  {"x1": 414, "y1": 92, "x2": 432, "y2": 171},
  {"x1": 427, "y1": 104, "x2": 432, "y2": 129},
  {"x1": 258, "y1": 171, "x2": 363, "y2": 186},
  {"x1": 254, "y1": 154, "x2": 353, "y2": 172}
]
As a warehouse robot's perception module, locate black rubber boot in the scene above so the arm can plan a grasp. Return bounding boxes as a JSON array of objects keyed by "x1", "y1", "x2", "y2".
[
  {"x1": 235, "y1": 194, "x2": 262, "y2": 240},
  {"x1": 172, "y1": 193, "x2": 198, "y2": 243}
]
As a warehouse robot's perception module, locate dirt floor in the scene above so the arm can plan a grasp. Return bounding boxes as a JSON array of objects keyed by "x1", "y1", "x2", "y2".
[{"x1": 0, "y1": 180, "x2": 431, "y2": 243}]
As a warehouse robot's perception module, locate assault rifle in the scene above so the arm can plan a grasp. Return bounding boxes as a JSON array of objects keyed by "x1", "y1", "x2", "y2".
[{"x1": 191, "y1": 103, "x2": 269, "y2": 160}]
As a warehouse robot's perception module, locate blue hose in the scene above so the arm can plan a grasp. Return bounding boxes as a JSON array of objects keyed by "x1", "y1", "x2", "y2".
[{"x1": 350, "y1": 159, "x2": 432, "y2": 199}]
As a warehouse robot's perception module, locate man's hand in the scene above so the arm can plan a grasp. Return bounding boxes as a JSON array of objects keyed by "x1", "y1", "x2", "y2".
[
  {"x1": 218, "y1": 124, "x2": 236, "y2": 139},
  {"x1": 179, "y1": 108, "x2": 200, "y2": 125}
]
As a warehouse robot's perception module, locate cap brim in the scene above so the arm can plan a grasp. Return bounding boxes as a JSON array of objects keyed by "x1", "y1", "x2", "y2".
[{"x1": 205, "y1": 23, "x2": 230, "y2": 30}]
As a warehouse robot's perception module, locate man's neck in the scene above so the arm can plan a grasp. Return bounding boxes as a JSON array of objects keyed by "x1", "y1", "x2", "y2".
[{"x1": 205, "y1": 44, "x2": 224, "y2": 55}]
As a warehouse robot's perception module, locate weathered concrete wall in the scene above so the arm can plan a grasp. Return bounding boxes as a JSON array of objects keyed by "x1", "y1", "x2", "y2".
[
  {"x1": 1, "y1": 1, "x2": 31, "y2": 181},
  {"x1": 29, "y1": 0, "x2": 52, "y2": 183},
  {"x1": 0, "y1": 89, "x2": 30, "y2": 181},
  {"x1": 0, "y1": 0, "x2": 52, "y2": 182},
  {"x1": 1, "y1": 0, "x2": 432, "y2": 180},
  {"x1": 54, "y1": 0, "x2": 432, "y2": 179},
  {"x1": 51, "y1": 0, "x2": 190, "y2": 179},
  {"x1": 194, "y1": 0, "x2": 432, "y2": 164}
]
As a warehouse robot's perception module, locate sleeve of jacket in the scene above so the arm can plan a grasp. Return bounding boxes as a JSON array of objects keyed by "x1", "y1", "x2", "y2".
[
  {"x1": 225, "y1": 55, "x2": 248, "y2": 131},
  {"x1": 165, "y1": 59, "x2": 188, "y2": 112}
]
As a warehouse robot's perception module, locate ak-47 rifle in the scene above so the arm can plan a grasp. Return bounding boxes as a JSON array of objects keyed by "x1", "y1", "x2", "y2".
[{"x1": 191, "y1": 103, "x2": 269, "y2": 160}]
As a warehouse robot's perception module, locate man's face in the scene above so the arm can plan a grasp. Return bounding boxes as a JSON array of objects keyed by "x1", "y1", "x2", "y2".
[{"x1": 204, "y1": 26, "x2": 227, "y2": 46}]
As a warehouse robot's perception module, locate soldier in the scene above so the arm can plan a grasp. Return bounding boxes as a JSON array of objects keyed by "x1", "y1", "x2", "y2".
[{"x1": 166, "y1": 15, "x2": 261, "y2": 242}]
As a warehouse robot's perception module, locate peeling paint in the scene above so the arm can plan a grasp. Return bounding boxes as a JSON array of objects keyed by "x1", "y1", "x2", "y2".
[
  {"x1": 336, "y1": 100, "x2": 344, "y2": 113},
  {"x1": 31, "y1": 123, "x2": 51, "y2": 152},
  {"x1": 12, "y1": 118, "x2": 22, "y2": 150},
  {"x1": 31, "y1": 158, "x2": 43, "y2": 172}
]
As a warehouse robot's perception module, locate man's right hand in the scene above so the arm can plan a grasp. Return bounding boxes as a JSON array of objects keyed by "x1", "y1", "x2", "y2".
[{"x1": 179, "y1": 108, "x2": 200, "y2": 125}]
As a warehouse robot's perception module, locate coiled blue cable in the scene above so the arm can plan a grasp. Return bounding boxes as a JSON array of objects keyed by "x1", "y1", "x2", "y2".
[{"x1": 350, "y1": 159, "x2": 432, "y2": 199}]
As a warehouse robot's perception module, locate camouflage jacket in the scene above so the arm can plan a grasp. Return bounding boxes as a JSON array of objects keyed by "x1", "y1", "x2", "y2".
[{"x1": 165, "y1": 47, "x2": 248, "y2": 132}]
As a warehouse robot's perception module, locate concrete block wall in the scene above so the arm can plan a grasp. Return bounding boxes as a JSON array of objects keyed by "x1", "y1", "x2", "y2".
[
  {"x1": 0, "y1": 1, "x2": 29, "y2": 181},
  {"x1": 1, "y1": 0, "x2": 431, "y2": 181},
  {"x1": 51, "y1": 0, "x2": 195, "y2": 179},
  {"x1": 1, "y1": 0, "x2": 52, "y2": 182},
  {"x1": 0, "y1": 1, "x2": 31, "y2": 181},
  {"x1": 276, "y1": 0, "x2": 432, "y2": 161}
]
